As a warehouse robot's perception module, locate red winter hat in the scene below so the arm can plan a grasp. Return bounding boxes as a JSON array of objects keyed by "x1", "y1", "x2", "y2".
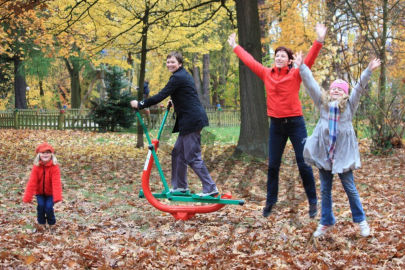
[{"x1": 36, "y1": 142, "x2": 55, "y2": 153}]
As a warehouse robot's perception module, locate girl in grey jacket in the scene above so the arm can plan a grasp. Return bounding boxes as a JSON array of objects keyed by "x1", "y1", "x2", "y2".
[{"x1": 295, "y1": 52, "x2": 381, "y2": 237}]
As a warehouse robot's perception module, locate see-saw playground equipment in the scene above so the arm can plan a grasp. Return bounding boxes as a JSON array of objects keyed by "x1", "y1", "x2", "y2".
[{"x1": 135, "y1": 104, "x2": 244, "y2": 220}]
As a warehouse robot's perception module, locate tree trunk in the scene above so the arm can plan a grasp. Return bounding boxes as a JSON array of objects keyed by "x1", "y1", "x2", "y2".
[
  {"x1": 39, "y1": 80, "x2": 44, "y2": 96},
  {"x1": 14, "y1": 56, "x2": 27, "y2": 109},
  {"x1": 192, "y1": 54, "x2": 203, "y2": 101},
  {"x1": 71, "y1": 63, "x2": 81, "y2": 109},
  {"x1": 324, "y1": 0, "x2": 339, "y2": 89},
  {"x1": 127, "y1": 51, "x2": 135, "y2": 93},
  {"x1": 234, "y1": 0, "x2": 269, "y2": 158},
  {"x1": 218, "y1": 46, "x2": 230, "y2": 106},
  {"x1": 136, "y1": 9, "x2": 149, "y2": 148},
  {"x1": 80, "y1": 66, "x2": 103, "y2": 109},
  {"x1": 39, "y1": 80, "x2": 46, "y2": 108},
  {"x1": 377, "y1": 0, "x2": 388, "y2": 132},
  {"x1": 211, "y1": 74, "x2": 218, "y2": 105},
  {"x1": 64, "y1": 58, "x2": 82, "y2": 109},
  {"x1": 202, "y1": 53, "x2": 210, "y2": 107}
]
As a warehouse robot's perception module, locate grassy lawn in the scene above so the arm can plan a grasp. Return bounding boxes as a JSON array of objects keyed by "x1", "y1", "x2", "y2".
[
  {"x1": 121, "y1": 121, "x2": 377, "y2": 148},
  {"x1": 202, "y1": 126, "x2": 240, "y2": 145},
  {"x1": 122, "y1": 125, "x2": 240, "y2": 145}
]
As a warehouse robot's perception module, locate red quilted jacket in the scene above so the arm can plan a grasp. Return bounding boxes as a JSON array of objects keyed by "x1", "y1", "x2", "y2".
[{"x1": 23, "y1": 160, "x2": 62, "y2": 203}]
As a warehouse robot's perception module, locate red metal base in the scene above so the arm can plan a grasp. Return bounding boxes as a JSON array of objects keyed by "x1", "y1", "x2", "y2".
[{"x1": 141, "y1": 139, "x2": 231, "y2": 220}]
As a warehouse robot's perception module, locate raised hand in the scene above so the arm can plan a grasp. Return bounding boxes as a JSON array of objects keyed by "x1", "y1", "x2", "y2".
[
  {"x1": 130, "y1": 100, "x2": 139, "y2": 109},
  {"x1": 368, "y1": 58, "x2": 381, "y2": 71},
  {"x1": 293, "y1": 51, "x2": 304, "y2": 67},
  {"x1": 228, "y1": 33, "x2": 237, "y2": 48},
  {"x1": 315, "y1": 23, "x2": 327, "y2": 43}
]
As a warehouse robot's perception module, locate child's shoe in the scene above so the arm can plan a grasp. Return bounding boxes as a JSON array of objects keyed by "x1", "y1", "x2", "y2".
[
  {"x1": 359, "y1": 220, "x2": 370, "y2": 237},
  {"x1": 313, "y1": 223, "x2": 332, "y2": 237}
]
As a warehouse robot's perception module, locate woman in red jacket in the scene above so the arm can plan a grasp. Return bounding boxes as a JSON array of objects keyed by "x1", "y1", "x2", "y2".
[
  {"x1": 23, "y1": 142, "x2": 62, "y2": 227},
  {"x1": 228, "y1": 24, "x2": 327, "y2": 218}
]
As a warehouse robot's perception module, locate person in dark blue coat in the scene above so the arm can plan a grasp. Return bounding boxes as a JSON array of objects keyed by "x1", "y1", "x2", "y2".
[
  {"x1": 143, "y1": 80, "x2": 150, "y2": 98},
  {"x1": 130, "y1": 51, "x2": 218, "y2": 197}
]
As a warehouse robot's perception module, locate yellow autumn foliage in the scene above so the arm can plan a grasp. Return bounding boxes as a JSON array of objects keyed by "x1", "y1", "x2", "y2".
[{"x1": 0, "y1": 0, "x2": 402, "y2": 110}]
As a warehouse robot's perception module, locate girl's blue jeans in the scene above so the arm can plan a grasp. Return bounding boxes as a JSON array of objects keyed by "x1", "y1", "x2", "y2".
[
  {"x1": 266, "y1": 116, "x2": 317, "y2": 206},
  {"x1": 36, "y1": 195, "x2": 56, "y2": 225},
  {"x1": 319, "y1": 169, "x2": 366, "y2": 226}
]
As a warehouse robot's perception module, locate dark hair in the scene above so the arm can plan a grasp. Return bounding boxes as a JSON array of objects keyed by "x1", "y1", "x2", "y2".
[
  {"x1": 167, "y1": 51, "x2": 183, "y2": 65},
  {"x1": 275, "y1": 46, "x2": 294, "y2": 69}
]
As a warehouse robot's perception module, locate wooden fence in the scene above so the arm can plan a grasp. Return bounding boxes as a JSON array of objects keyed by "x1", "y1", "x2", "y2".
[
  {"x1": 0, "y1": 109, "x2": 98, "y2": 131},
  {"x1": 147, "y1": 107, "x2": 240, "y2": 129},
  {"x1": 0, "y1": 107, "x2": 241, "y2": 131}
]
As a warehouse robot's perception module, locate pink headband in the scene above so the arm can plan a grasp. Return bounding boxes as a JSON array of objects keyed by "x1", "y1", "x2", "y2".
[{"x1": 330, "y1": 79, "x2": 349, "y2": 94}]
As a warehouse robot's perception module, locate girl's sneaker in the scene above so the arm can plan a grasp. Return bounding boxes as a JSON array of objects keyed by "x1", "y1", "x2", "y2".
[
  {"x1": 313, "y1": 224, "x2": 331, "y2": 237},
  {"x1": 359, "y1": 220, "x2": 370, "y2": 237}
]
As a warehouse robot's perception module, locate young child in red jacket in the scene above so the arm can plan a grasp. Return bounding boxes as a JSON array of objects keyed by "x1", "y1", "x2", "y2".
[{"x1": 23, "y1": 142, "x2": 62, "y2": 228}]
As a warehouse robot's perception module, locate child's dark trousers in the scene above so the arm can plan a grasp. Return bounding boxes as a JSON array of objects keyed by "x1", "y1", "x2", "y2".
[{"x1": 36, "y1": 195, "x2": 55, "y2": 225}]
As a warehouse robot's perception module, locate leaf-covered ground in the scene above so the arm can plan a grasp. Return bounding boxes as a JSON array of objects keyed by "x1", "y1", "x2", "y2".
[{"x1": 0, "y1": 129, "x2": 404, "y2": 269}]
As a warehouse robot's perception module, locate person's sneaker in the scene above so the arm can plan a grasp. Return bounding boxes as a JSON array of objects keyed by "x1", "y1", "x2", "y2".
[
  {"x1": 309, "y1": 203, "x2": 317, "y2": 218},
  {"x1": 170, "y1": 187, "x2": 190, "y2": 193},
  {"x1": 359, "y1": 220, "x2": 370, "y2": 237},
  {"x1": 313, "y1": 224, "x2": 332, "y2": 237},
  {"x1": 196, "y1": 187, "x2": 219, "y2": 197},
  {"x1": 262, "y1": 204, "x2": 273, "y2": 217}
]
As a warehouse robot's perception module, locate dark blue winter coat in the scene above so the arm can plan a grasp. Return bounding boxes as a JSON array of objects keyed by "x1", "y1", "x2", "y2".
[
  {"x1": 138, "y1": 67, "x2": 209, "y2": 135},
  {"x1": 143, "y1": 82, "x2": 150, "y2": 97}
]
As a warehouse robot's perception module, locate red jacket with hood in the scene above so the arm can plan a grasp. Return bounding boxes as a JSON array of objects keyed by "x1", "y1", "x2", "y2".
[
  {"x1": 23, "y1": 160, "x2": 62, "y2": 203},
  {"x1": 233, "y1": 40, "x2": 323, "y2": 118}
]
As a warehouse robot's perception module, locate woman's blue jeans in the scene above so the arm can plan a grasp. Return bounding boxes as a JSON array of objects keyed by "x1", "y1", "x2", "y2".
[
  {"x1": 36, "y1": 195, "x2": 55, "y2": 225},
  {"x1": 319, "y1": 169, "x2": 366, "y2": 225},
  {"x1": 266, "y1": 116, "x2": 317, "y2": 206}
]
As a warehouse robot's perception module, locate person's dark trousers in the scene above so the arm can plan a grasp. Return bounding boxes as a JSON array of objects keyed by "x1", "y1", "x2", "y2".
[
  {"x1": 171, "y1": 130, "x2": 217, "y2": 193},
  {"x1": 266, "y1": 116, "x2": 317, "y2": 206},
  {"x1": 36, "y1": 195, "x2": 55, "y2": 225}
]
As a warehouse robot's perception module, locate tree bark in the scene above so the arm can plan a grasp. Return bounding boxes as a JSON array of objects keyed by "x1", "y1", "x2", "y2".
[
  {"x1": 80, "y1": 63, "x2": 105, "y2": 109},
  {"x1": 64, "y1": 57, "x2": 82, "y2": 109},
  {"x1": 14, "y1": 56, "x2": 27, "y2": 109},
  {"x1": 234, "y1": 0, "x2": 269, "y2": 158},
  {"x1": 218, "y1": 46, "x2": 230, "y2": 106},
  {"x1": 211, "y1": 74, "x2": 218, "y2": 105},
  {"x1": 127, "y1": 51, "x2": 135, "y2": 93},
  {"x1": 378, "y1": 0, "x2": 388, "y2": 118},
  {"x1": 192, "y1": 54, "x2": 203, "y2": 101},
  {"x1": 202, "y1": 53, "x2": 211, "y2": 106},
  {"x1": 136, "y1": 8, "x2": 149, "y2": 148}
]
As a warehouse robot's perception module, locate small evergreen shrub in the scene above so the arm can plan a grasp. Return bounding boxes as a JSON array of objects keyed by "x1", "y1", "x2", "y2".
[{"x1": 90, "y1": 66, "x2": 135, "y2": 132}]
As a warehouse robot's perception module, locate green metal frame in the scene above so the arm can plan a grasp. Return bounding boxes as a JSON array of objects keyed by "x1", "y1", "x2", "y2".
[{"x1": 135, "y1": 107, "x2": 244, "y2": 206}]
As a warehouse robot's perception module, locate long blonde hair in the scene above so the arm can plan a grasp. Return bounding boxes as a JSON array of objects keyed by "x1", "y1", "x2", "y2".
[
  {"x1": 321, "y1": 89, "x2": 349, "y2": 113},
  {"x1": 33, "y1": 153, "x2": 58, "y2": 166}
]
